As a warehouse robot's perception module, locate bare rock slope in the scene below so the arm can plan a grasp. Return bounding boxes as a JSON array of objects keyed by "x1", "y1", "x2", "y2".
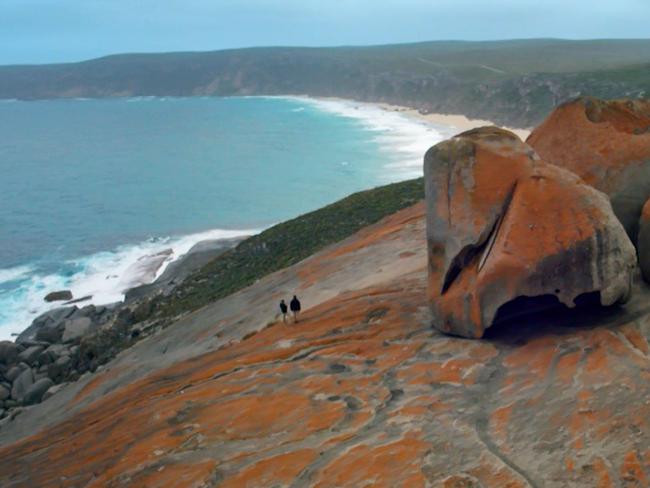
[{"x1": 0, "y1": 200, "x2": 649, "y2": 487}]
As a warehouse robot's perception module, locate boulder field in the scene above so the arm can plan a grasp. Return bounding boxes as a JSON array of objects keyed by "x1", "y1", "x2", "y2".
[{"x1": 0, "y1": 199, "x2": 649, "y2": 486}]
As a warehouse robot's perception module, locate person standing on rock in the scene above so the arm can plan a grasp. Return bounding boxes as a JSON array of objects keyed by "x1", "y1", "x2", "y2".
[
  {"x1": 279, "y1": 299, "x2": 288, "y2": 323},
  {"x1": 290, "y1": 295, "x2": 301, "y2": 323}
]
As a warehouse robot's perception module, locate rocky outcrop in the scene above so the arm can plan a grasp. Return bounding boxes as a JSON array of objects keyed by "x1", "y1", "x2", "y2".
[
  {"x1": 0, "y1": 200, "x2": 649, "y2": 487},
  {"x1": 527, "y1": 97, "x2": 650, "y2": 240},
  {"x1": 424, "y1": 127, "x2": 636, "y2": 338}
]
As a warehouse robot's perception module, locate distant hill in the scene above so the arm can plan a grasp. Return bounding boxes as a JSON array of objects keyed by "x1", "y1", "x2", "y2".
[{"x1": 1, "y1": 39, "x2": 650, "y2": 126}]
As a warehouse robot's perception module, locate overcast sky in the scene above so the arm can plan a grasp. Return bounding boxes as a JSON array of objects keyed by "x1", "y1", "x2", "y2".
[{"x1": 2, "y1": 0, "x2": 650, "y2": 65}]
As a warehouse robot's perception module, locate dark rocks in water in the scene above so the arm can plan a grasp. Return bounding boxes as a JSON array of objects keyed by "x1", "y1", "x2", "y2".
[
  {"x1": 64, "y1": 295, "x2": 93, "y2": 305},
  {"x1": 44, "y1": 290, "x2": 73, "y2": 302},
  {"x1": 0, "y1": 342, "x2": 20, "y2": 364},
  {"x1": 22, "y1": 378, "x2": 54, "y2": 406},
  {"x1": 10, "y1": 368, "x2": 34, "y2": 402},
  {"x1": 424, "y1": 127, "x2": 636, "y2": 338}
]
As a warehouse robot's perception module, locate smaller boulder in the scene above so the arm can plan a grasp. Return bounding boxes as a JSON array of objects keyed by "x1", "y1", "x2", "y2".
[
  {"x1": 22, "y1": 378, "x2": 54, "y2": 405},
  {"x1": 35, "y1": 322, "x2": 64, "y2": 343},
  {"x1": 11, "y1": 367, "x2": 34, "y2": 402},
  {"x1": 42, "y1": 382, "x2": 68, "y2": 402},
  {"x1": 0, "y1": 384, "x2": 10, "y2": 401},
  {"x1": 5, "y1": 364, "x2": 26, "y2": 382},
  {"x1": 62, "y1": 317, "x2": 94, "y2": 343},
  {"x1": 47, "y1": 355, "x2": 72, "y2": 381},
  {"x1": 0, "y1": 341, "x2": 20, "y2": 365},
  {"x1": 44, "y1": 290, "x2": 73, "y2": 302},
  {"x1": 17, "y1": 345, "x2": 44, "y2": 366},
  {"x1": 17, "y1": 306, "x2": 77, "y2": 344}
]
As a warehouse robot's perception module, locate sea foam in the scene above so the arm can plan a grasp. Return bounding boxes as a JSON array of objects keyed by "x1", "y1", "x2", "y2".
[
  {"x1": 281, "y1": 96, "x2": 456, "y2": 181},
  {"x1": 0, "y1": 227, "x2": 258, "y2": 340}
]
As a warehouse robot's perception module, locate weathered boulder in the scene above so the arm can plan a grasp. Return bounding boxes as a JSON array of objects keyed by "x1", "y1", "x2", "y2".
[
  {"x1": 4, "y1": 365, "x2": 24, "y2": 383},
  {"x1": 22, "y1": 378, "x2": 54, "y2": 406},
  {"x1": 44, "y1": 344, "x2": 69, "y2": 358},
  {"x1": 0, "y1": 384, "x2": 10, "y2": 401},
  {"x1": 35, "y1": 322, "x2": 64, "y2": 343},
  {"x1": 17, "y1": 306, "x2": 77, "y2": 344},
  {"x1": 16, "y1": 346, "x2": 44, "y2": 366},
  {"x1": 424, "y1": 127, "x2": 637, "y2": 338},
  {"x1": 527, "y1": 97, "x2": 650, "y2": 240},
  {"x1": 0, "y1": 342, "x2": 20, "y2": 365},
  {"x1": 47, "y1": 355, "x2": 71, "y2": 382},
  {"x1": 62, "y1": 317, "x2": 94, "y2": 343},
  {"x1": 44, "y1": 290, "x2": 73, "y2": 302},
  {"x1": 10, "y1": 368, "x2": 34, "y2": 402}
]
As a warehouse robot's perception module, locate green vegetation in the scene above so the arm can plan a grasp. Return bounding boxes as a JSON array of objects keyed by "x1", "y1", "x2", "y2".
[
  {"x1": 154, "y1": 177, "x2": 423, "y2": 317},
  {"x1": 2, "y1": 39, "x2": 650, "y2": 126}
]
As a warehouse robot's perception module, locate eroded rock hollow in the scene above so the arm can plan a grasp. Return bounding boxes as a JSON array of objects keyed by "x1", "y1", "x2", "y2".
[{"x1": 424, "y1": 127, "x2": 636, "y2": 338}]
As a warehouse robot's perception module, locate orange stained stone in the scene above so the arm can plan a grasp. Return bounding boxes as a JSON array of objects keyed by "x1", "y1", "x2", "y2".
[
  {"x1": 313, "y1": 435, "x2": 430, "y2": 488},
  {"x1": 591, "y1": 456, "x2": 615, "y2": 488},
  {"x1": 620, "y1": 451, "x2": 649, "y2": 485},
  {"x1": 219, "y1": 449, "x2": 318, "y2": 488}
]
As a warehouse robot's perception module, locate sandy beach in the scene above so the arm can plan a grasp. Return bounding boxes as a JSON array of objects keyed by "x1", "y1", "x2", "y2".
[
  {"x1": 303, "y1": 95, "x2": 531, "y2": 140},
  {"x1": 375, "y1": 101, "x2": 531, "y2": 140}
]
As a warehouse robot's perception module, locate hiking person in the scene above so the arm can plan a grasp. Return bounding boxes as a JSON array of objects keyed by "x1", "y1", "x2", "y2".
[
  {"x1": 279, "y1": 299, "x2": 288, "y2": 323},
  {"x1": 290, "y1": 295, "x2": 301, "y2": 323}
]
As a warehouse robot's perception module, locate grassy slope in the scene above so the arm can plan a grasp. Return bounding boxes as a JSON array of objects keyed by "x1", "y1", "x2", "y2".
[
  {"x1": 153, "y1": 177, "x2": 424, "y2": 318},
  {"x1": 71, "y1": 177, "x2": 423, "y2": 374}
]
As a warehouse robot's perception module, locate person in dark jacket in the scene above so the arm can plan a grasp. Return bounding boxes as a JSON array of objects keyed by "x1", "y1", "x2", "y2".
[
  {"x1": 290, "y1": 295, "x2": 301, "y2": 323},
  {"x1": 279, "y1": 299, "x2": 288, "y2": 323}
]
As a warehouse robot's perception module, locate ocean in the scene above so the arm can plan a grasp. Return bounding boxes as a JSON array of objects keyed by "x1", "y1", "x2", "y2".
[{"x1": 0, "y1": 95, "x2": 452, "y2": 339}]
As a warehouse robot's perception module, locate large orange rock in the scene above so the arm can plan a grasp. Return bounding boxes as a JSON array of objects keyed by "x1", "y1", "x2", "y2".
[
  {"x1": 527, "y1": 97, "x2": 650, "y2": 240},
  {"x1": 424, "y1": 127, "x2": 636, "y2": 338},
  {"x1": 637, "y1": 198, "x2": 650, "y2": 282}
]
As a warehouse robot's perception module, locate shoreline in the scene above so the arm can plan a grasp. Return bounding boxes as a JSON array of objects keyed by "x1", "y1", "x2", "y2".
[
  {"x1": 376, "y1": 102, "x2": 532, "y2": 141},
  {"x1": 295, "y1": 95, "x2": 531, "y2": 141},
  {"x1": 0, "y1": 94, "x2": 527, "y2": 341}
]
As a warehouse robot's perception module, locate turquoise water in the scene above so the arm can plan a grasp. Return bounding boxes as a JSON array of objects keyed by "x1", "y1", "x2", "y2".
[{"x1": 0, "y1": 96, "x2": 446, "y2": 338}]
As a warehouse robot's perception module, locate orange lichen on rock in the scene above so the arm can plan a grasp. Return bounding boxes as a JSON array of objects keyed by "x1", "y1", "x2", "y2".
[
  {"x1": 0, "y1": 171, "x2": 649, "y2": 487},
  {"x1": 637, "y1": 198, "x2": 650, "y2": 282},
  {"x1": 527, "y1": 97, "x2": 650, "y2": 238},
  {"x1": 423, "y1": 126, "x2": 636, "y2": 338}
]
